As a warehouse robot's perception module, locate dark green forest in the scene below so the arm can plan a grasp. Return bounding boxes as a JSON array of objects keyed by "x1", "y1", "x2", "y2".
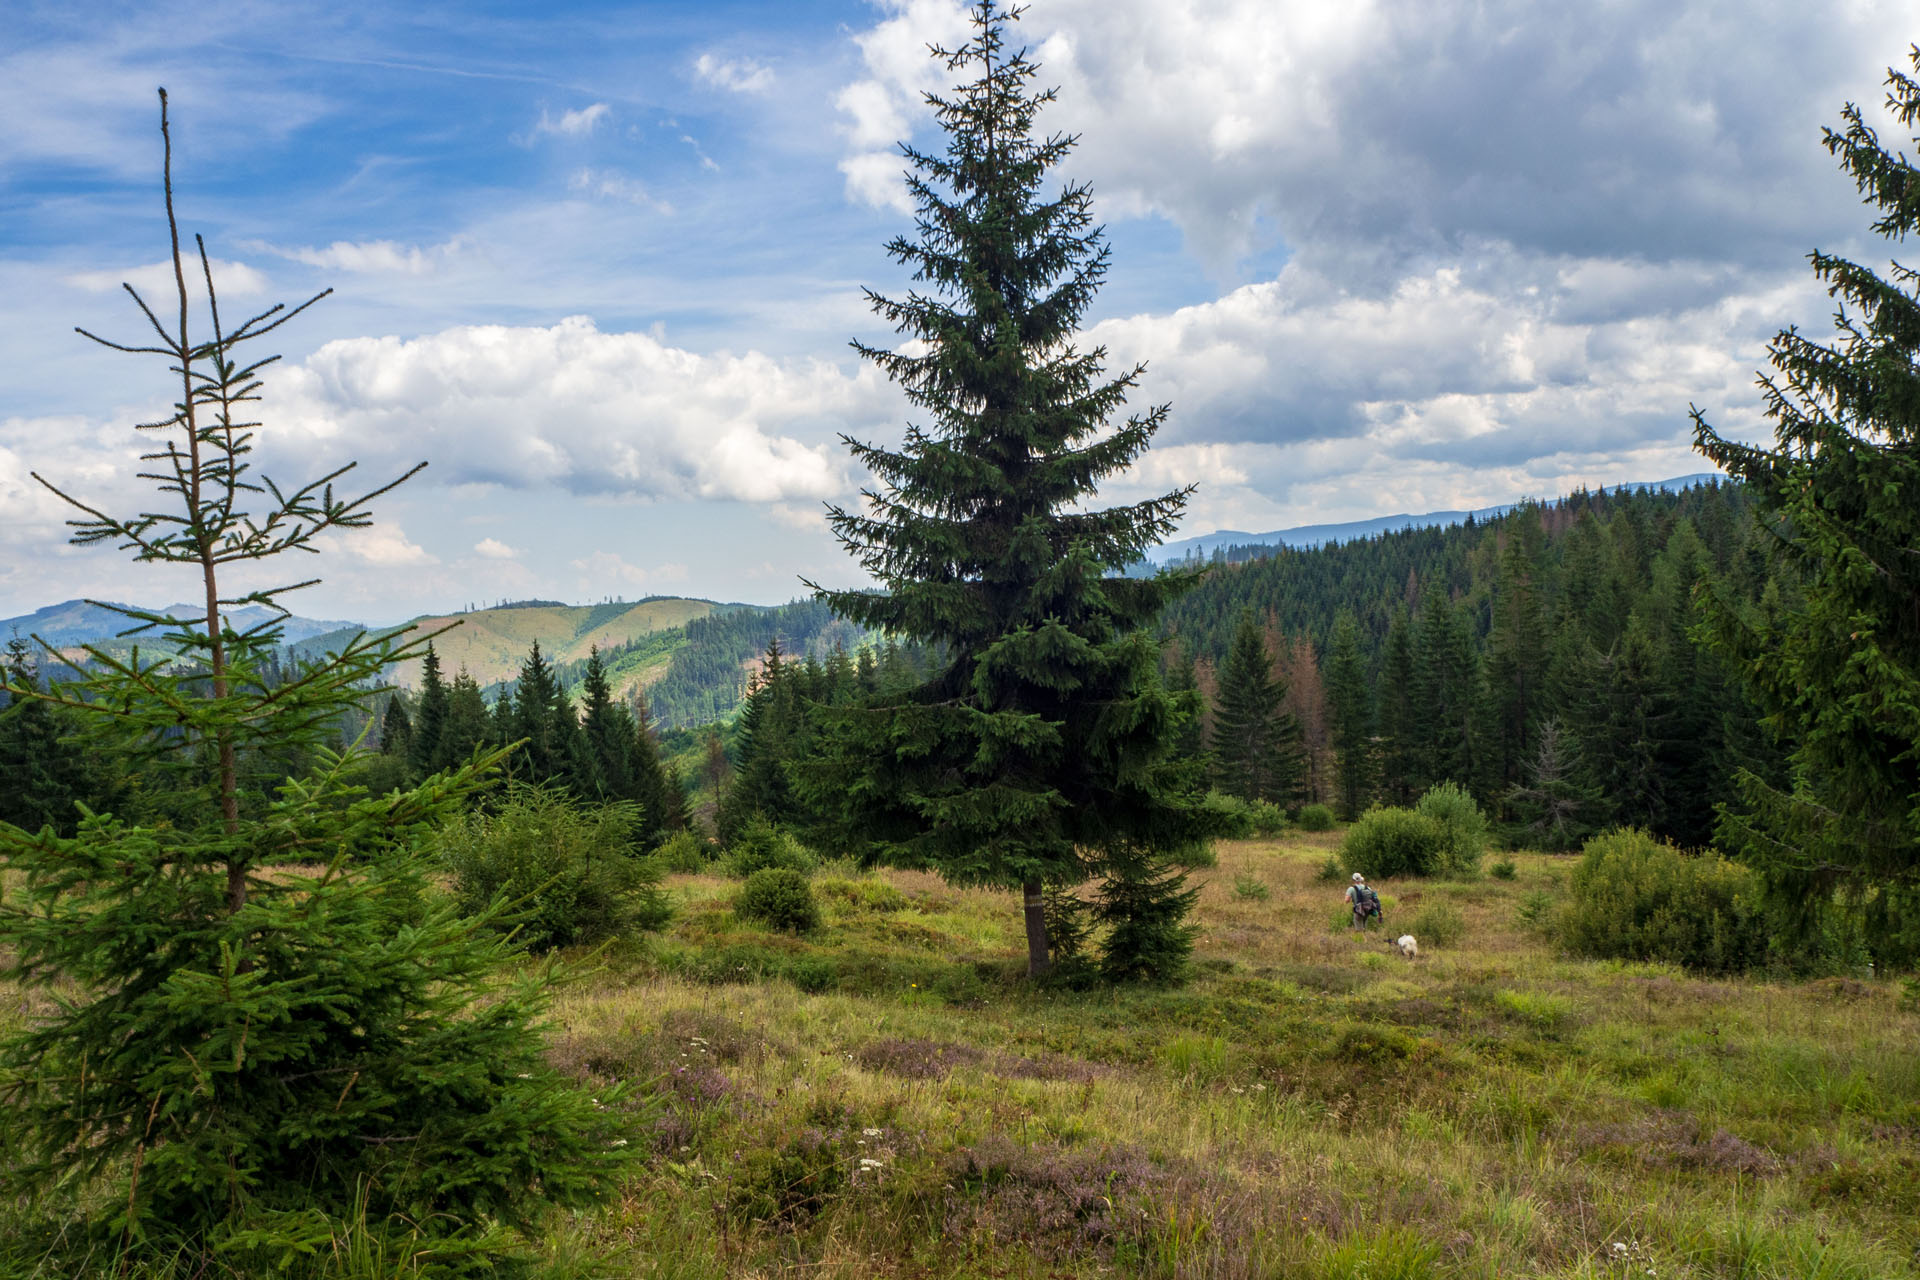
[{"x1": 1154, "y1": 479, "x2": 1784, "y2": 849}]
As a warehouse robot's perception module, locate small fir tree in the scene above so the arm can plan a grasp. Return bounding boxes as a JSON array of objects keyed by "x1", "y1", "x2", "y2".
[
  {"x1": 1503, "y1": 716, "x2": 1600, "y2": 851},
  {"x1": 802, "y1": 0, "x2": 1209, "y2": 978},
  {"x1": 0, "y1": 92, "x2": 634, "y2": 1268}
]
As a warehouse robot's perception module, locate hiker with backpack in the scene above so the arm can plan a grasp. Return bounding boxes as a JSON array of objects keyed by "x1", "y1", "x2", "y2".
[{"x1": 1346, "y1": 873, "x2": 1383, "y2": 929}]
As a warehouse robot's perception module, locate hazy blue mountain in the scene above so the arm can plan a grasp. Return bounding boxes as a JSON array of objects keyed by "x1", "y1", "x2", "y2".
[
  {"x1": 1148, "y1": 473, "x2": 1723, "y2": 564},
  {"x1": 1, "y1": 599, "x2": 363, "y2": 648}
]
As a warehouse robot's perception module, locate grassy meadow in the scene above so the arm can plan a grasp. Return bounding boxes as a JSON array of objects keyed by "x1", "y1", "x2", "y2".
[{"x1": 517, "y1": 835, "x2": 1920, "y2": 1279}]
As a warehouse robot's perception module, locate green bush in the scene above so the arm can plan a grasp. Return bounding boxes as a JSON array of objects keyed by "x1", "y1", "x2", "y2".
[
  {"x1": 1296, "y1": 803, "x2": 1335, "y2": 832},
  {"x1": 1200, "y1": 790, "x2": 1255, "y2": 839},
  {"x1": 1339, "y1": 806, "x2": 1447, "y2": 879},
  {"x1": 725, "y1": 816, "x2": 818, "y2": 878},
  {"x1": 1560, "y1": 828, "x2": 1769, "y2": 973},
  {"x1": 1414, "y1": 782, "x2": 1487, "y2": 876},
  {"x1": 1490, "y1": 858, "x2": 1518, "y2": 881},
  {"x1": 654, "y1": 828, "x2": 712, "y2": 874},
  {"x1": 1408, "y1": 901, "x2": 1466, "y2": 947},
  {"x1": 1246, "y1": 800, "x2": 1289, "y2": 837},
  {"x1": 1314, "y1": 854, "x2": 1345, "y2": 883},
  {"x1": 737, "y1": 868, "x2": 821, "y2": 933},
  {"x1": 1231, "y1": 872, "x2": 1272, "y2": 901},
  {"x1": 441, "y1": 786, "x2": 670, "y2": 949},
  {"x1": 786, "y1": 956, "x2": 839, "y2": 994}
]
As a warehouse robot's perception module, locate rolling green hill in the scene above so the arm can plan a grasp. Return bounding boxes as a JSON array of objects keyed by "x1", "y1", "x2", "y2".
[{"x1": 316, "y1": 597, "x2": 722, "y2": 694}]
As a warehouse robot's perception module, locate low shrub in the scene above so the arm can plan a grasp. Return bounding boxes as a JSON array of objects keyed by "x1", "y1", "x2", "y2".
[
  {"x1": 1339, "y1": 806, "x2": 1447, "y2": 879},
  {"x1": 1296, "y1": 803, "x2": 1335, "y2": 832},
  {"x1": 785, "y1": 956, "x2": 838, "y2": 994},
  {"x1": 1231, "y1": 872, "x2": 1271, "y2": 902},
  {"x1": 1314, "y1": 854, "x2": 1345, "y2": 883},
  {"x1": 1559, "y1": 828, "x2": 1769, "y2": 973},
  {"x1": 1200, "y1": 791, "x2": 1254, "y2": 839},
  {"x1": 441, "y1": 785, "x2": 669, "y2": 949},
  {"x1": 1333, "y1": 1024, "x2": 1418, "y2": 1065},
  {"x1": 653, "y1": 829, "x2": 711, "y2": 874},
  {"x1": 725, "y1": 817, "x2": 817, "y2": 878},
  {"x1": 1408, "y1": 901, "x2": 1466, "y2": 947},
  {"x1": 814, "y1": 875, "x2": 909, "y2": 914},
  {"x1": 736, "y1": 867, "x2": 821, "y2": 933},
  {"x1": 1489, "y1": 858, "x2": 1517, "y2": 880},
  {"x1": 1414, "y1": 781, "x2": 1487, "y2": 876},
  {"x1": 727, "y1": 1127, "x2": 848, "y2": 1226},
  {"x1": 1246, "y1": 800, "x2": 1289, "y2": 837}
]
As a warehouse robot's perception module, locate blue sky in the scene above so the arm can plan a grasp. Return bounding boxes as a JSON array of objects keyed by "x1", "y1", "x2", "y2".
[{"x1": 3, "y1": 0, "x2": 1915, "y2": 622}]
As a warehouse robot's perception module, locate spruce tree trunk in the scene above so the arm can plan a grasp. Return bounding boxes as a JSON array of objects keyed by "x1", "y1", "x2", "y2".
[{"x1": 1022, "y1": 880, "x2": 1052, "y2": 977}]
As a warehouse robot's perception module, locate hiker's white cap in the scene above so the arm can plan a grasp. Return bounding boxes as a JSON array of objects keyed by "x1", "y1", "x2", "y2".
[{"x1": 1352, "y1": 873, "x2": 1364, "y2": 882}]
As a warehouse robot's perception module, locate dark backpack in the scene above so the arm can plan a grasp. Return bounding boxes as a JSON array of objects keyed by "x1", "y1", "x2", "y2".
[{"x1": 1356, "y1": 886, "x2": 1381, "y2": 915}]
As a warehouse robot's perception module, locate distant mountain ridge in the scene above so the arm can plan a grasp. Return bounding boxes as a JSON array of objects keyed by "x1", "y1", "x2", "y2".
[
  {"x1": 2, "y1": 599, "x2": 361, "y2": 648},
  {"x1": 1149, "y1": 473, "x2": 1725, "y2": 564},
  {"x1": 1, "y1": 594, "x2": 852, "y2": 729}
]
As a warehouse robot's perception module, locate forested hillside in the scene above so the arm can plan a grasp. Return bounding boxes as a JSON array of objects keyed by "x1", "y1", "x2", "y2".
[
  {"x1": 1154, "y1": 479, "x2": 1782, "y2": 848},
  {"x1": 496, "y1": 598, "x2": 865, "y2": 729}
]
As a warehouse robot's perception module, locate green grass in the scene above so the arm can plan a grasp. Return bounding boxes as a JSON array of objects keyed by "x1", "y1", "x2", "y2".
[{"x1": 7, "y1": 837, "x2": 1919, "y2": 1278}]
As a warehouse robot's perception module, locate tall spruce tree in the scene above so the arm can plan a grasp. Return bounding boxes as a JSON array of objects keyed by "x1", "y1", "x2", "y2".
[
  {"x1": 1692, "y1": 51, "x2": 1920, "y2": 961},
  {"x1": 407, "y1": 641, "x2": 448, "y2": 777},
  {"x1": 508, "y1": 641, "x2": 582, "y2": 788},
  {"x1": 442, "y1": 666, "x2": 491, "y2": 769},
  {"x1": 578, "y1": 647, "x2": 632, "y2": 801},
  {"x1": 1477, "y1": 506, "x2": 1547, "y2": 807},
  {"x1": 803, "y1": 0, "x2": 1207, "y2": 979},
  {"x1": 1411, "y1": 593, "x2": 1478, "y2": 792},
  {"x1": 1376, "y1": 607, "x2": 1419, "y2": 805},
  {"x1": 0, "y1": 637, "x2": 100, "y2": 837},
  {"x1": 731, "y1": 638, "x2": 803, "y2": 833},
  {"x1": 378, "y1": 692, "x2": 413, "y2": 759},
  {"x1": 1325, "y1": 611, "x2": 1374, "y2": 820},
  {"x1": 626, "y1": 686, "x2": 678, "y2": 844},
  {"x1": 1211, "y1": 612, "x2": 1305, "y2": 806}
]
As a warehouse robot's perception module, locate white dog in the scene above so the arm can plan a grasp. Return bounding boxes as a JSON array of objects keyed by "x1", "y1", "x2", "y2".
[{"x1": 1394, "y1": 934, "x2": 1419, "y2": 959}]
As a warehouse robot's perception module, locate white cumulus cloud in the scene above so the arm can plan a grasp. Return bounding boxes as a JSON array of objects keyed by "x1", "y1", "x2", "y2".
[
  {"x1": 264, "y1": 316, "x2": 897, "y2": 506},
  {"x1": 473, "y1": 537, "x2": 518, "y2": 559}
]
